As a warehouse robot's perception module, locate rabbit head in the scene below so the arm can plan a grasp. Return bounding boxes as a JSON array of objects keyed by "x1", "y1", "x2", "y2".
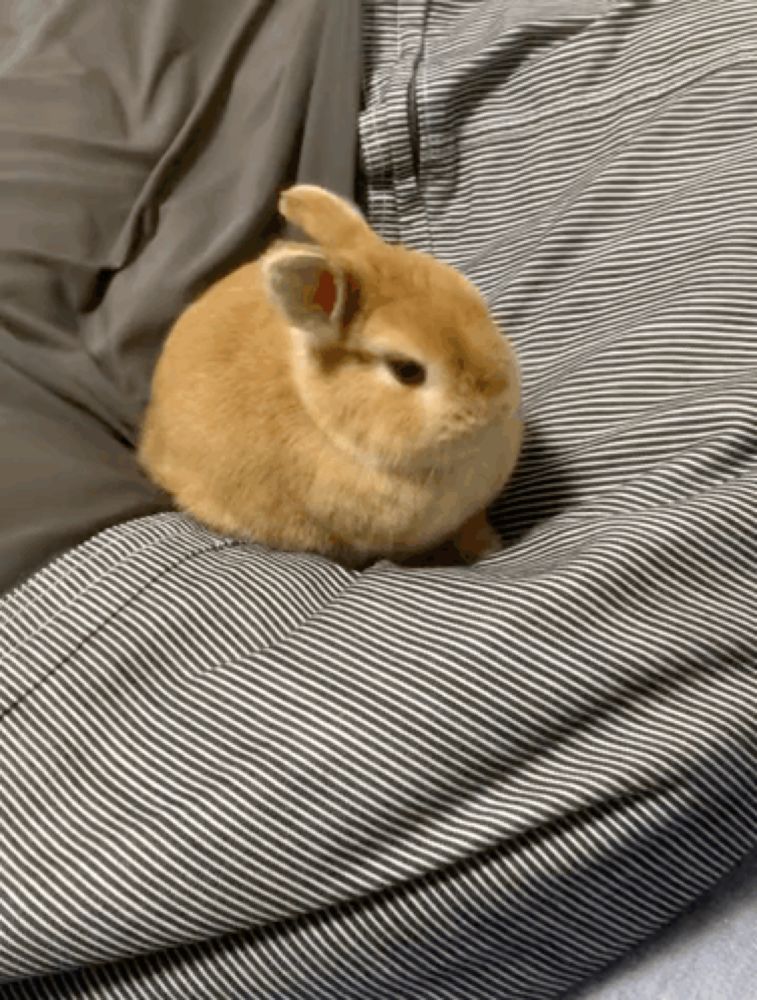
[{"x1": 262, "y1": 185, "x2": 519, "y2": 473}]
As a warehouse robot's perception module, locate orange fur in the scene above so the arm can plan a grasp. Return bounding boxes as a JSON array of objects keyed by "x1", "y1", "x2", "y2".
[{"x1": 138, "y1": 185, "x2": 522, "y2": 567}]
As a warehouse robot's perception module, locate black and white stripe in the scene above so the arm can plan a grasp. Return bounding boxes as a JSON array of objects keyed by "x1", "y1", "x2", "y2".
[{"x1": 2, "y1": 0, "x2": 757, "y2": 996}]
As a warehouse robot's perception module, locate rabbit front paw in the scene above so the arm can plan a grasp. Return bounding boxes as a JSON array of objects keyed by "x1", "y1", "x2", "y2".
[{"x1": 452, "y1": 510, "x2": 501, "y2": 564}]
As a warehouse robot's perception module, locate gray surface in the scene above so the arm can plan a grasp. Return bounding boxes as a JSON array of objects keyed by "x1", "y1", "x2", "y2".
[
  {"x1": 0, "y1": 0, "x2": 361, "y2": 594},
  {"x1": 567, "y1": 847, "x2": 757, "y2": 999},
  {"x1": 0, "y1": 0, "x2": 52, "y2": 70}
]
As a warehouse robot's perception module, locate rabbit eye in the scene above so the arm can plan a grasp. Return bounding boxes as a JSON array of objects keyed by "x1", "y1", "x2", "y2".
[{"x1": 386, "y1": 357, "x2": 427, "y2": 387}]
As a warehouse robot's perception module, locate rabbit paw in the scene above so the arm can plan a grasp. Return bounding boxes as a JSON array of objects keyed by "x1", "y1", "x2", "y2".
[{"x1": 452, "y1": 510, "x2": 501, "y2": 564}]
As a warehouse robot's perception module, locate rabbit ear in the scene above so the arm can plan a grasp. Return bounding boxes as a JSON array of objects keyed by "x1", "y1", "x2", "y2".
[
  {"x1": 262, "y1": 247, "x2": 347, "y2": 346},
  {"x1": 279, "y1": 185, "x2": 379, "y2": 252}
]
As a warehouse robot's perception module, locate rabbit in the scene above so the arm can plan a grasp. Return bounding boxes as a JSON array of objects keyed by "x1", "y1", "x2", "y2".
[{"x1": 138, "y1": 184, "x2": 522, "y2": 568}]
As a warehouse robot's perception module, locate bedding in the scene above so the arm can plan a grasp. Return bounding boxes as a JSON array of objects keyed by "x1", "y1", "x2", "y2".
[{"x1": 1, "y1": 0, "x2": 757, "y2": 997}]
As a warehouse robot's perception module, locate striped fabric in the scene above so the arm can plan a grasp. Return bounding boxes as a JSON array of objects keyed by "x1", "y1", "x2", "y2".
[{"x1": 2, "y1": 0, "x2": 757, "y2": 996}]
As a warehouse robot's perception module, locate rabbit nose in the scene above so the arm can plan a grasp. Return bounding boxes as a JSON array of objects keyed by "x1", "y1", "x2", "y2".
[
  {"x1": 489, "y1": 381, "x2": 517, "y2": 415},
  {"x1": 483, "y1": 371, "x2": 510, "y2": 399}
]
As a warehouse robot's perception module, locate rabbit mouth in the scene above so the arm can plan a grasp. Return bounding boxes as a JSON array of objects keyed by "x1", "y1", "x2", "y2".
[{"x1": 436, "y1": 405, "x2": 520, "y2": 459}]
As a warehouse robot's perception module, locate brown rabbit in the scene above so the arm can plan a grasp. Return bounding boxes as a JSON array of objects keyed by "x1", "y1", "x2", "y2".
[{"x1": 138, "y1": 185, "x2": 522, "y2": 568}]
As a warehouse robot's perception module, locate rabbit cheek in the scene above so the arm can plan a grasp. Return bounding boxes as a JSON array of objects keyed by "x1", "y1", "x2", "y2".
[{"x1": 425, "y1": 396, "x2": 485, "y2": 448}]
